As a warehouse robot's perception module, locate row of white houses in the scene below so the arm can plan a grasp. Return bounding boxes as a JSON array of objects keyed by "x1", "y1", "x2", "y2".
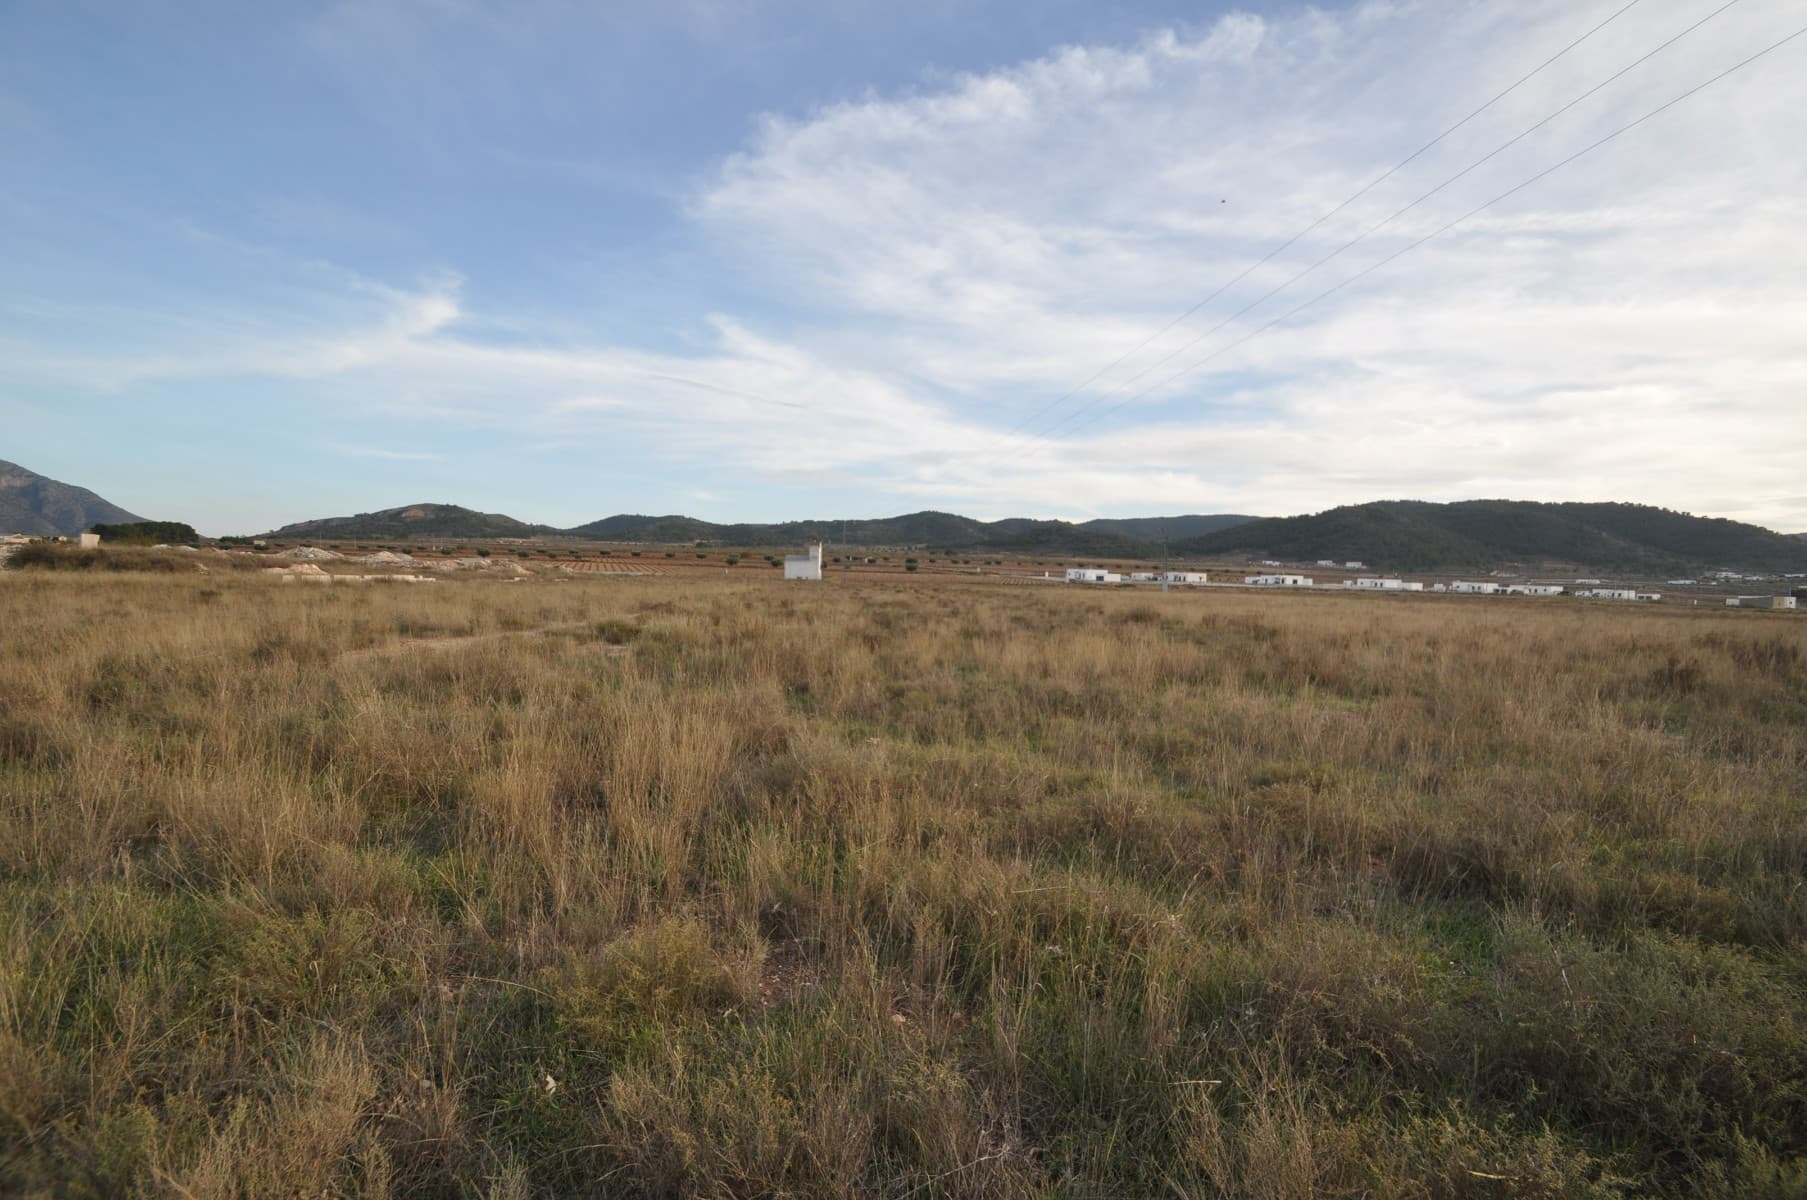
[
  {"x1": 1062, "y1": 570, "x2": 1674, "y2": 603},
  {"x1": 1727, "y1": 595, "x2": 1798, "y2": 610},
  {"x1": 1066, "y1": 568, "x2": 1211, "y2": 585}
]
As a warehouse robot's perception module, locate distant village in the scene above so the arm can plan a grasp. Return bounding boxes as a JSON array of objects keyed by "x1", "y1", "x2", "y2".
[
  {"x1": 5, "y1": 529, "x2": 1802, "y2": 610},
  {"x1": 1058, "y1": 560, "x2": 1801, "y2": 609}
]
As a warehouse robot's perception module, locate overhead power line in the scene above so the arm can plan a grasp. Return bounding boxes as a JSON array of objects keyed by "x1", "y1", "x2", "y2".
[
  {"x1": 983, "y1": 0, "x2": 1651, "y2": 456},
  {"x1": 1003, "y1": 18, "x2": 1807, "y2": 469},
  {"x1": 1002, "y1": 0, "x2": 1744, "y2": 461}
]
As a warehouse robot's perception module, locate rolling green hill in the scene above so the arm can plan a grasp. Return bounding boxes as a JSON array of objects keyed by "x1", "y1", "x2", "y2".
[
  {"x1": 565, "y1": 510, "x2": 1157, "y2": 556},
  {"x1": 1171, "y1": 501, "x2": 1807, "y2": 573},
  {"x1": 262, "y1": 504, "x2": 555, "y2": 541}
]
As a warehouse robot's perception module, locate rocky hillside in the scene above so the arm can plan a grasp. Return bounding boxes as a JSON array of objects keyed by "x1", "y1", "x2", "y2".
[{"x1": 0, "y1": 460, "x2": 145, "y2": 537}]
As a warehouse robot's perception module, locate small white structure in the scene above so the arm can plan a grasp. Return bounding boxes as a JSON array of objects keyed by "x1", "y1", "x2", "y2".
[
  {"x1": 1726, "y1": 595, "x2": 1797, "y2": 610},
  {"x1": 784, "y1": 543, "x2": 824, "y2": 581},
  {"x1": 1129, "y1": 572, "x2": 1159, "y2": 582},
  {"x1": 78, "y1": 532, "x2": 101, "y2": 549},
  {"x1": 1345, "y1": 561, "x2": 1366, "y2": 570},
  {"x1": 1505, "y1": 584, "x2": 1565, "y2": 597},
  {"x1": 1316, "y1": 560, "x2": 1337, "y2": 567},
  {"x1": 1578, "y1": 588, "x2": 1659, "y2": 602},
  {"x1": 1245, "y1": 574, "x2": 1313, "y2": 587},
  {"x1": 1344, "y1": 577, "x2": 1423, "y2": 592},
  {"x1": 1162, "y1": 571, "x2": 1209, "y2": 585},
  {"x1": 1449, "y1": 581, "x2": 1499, "y2": 595},
  {"x1": 1065, "y1": 567, "x2": 1122, "y2": 583}
]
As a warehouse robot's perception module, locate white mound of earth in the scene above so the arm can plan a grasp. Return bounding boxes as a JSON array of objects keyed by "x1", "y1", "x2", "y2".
[{"x1": 283, "y1": 546, "x2": 344, "y2": 561}]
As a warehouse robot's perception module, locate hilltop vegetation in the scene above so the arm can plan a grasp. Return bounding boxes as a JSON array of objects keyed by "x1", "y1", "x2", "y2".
[
  {"x1": 90, "y1": 520, "x2": 200, "y2": 545},
  {"x1": 3, "y1": 574, "x2": 1805, "y2": 1197},
  {"x1": 1174, "y1": 500, "x2": 1807, "y2": 573}
]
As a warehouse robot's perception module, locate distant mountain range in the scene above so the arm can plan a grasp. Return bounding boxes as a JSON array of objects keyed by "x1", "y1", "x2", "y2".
[
  {"x1": 563, "y1": 511, "x2": 1262, "y2": 555},
  {"x1": 252, "y1": 498, "x2": 1806, "y2": 573},
  {"x1": 1172, "y1": 500, "x2": 1807, "y2": 573},
  {"x1": 11, "y1": 458, "x2": 1802, "y2": 574},
  {"x1": 260, "y1": 506, "x2": 1252, "y2": 556},
  {"x1": 0, "y1": 460, "x2": 144, "y2": 537}
]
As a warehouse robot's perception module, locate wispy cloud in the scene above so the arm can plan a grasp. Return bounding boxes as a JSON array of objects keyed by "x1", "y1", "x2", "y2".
[{"x1": 12, "y1": 0, "x2": 1807, "y2": 529}]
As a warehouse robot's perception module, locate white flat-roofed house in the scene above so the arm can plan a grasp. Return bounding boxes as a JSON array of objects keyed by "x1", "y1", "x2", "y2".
[
  {"x1": 1065, "y1": 568, "x2": 1122, "y2": 583},
  {"x1": 1579, "y1": 588, "x2": 1658, "y2": 601},
  {"x1": 1162, "y1": 571, "x2": 1209, "y2": 585},
  {"x1": 1344, "y1": 577, "x2": 1422, "y2": 591},
  {"x1": 1449, "y1": 581, "x2": 1499, "y2": 594},
  {"x1": 1505, "y1": 584, "x2": 1565, "y2": 596},
  {"x1": 784, "y1": 543, "x2": 824, "y2": 580},
  {"x1": 1726, "y1": 595, "x2": 1797, "y2": 610},
  {"x1": 1129, "y1": 572, "x2": 1159, "y2": 582},
  {"x1": 1245, "y1": 574, "x2": 1313, "y2": 587}
]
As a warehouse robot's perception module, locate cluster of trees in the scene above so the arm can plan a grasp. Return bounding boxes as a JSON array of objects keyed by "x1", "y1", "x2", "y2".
[{"x1": 89, "y1": 521, "x2": 200, "y2": 545}]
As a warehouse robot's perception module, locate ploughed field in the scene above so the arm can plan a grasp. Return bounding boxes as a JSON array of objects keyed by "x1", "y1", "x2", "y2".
[{"x1": 2, "y1": 573, "x2": 1805, "y2": 1198}]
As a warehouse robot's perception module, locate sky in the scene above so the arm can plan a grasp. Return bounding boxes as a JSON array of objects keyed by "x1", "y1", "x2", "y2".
[{"x1": 3, "y1": 0, "x2": 1805, "y2": 536}]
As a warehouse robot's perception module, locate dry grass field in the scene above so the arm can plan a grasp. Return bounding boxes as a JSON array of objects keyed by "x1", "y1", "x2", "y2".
[{"x1": 2, "y1": 569, "x2": 1805, "y2": 1198}]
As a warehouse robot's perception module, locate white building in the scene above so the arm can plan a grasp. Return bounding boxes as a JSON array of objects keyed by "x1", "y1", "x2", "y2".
[
  {"x1": 1129, "y1": 572, "x2": 1159, "y2": 582},
  {"x1": 1065, "y1": 568, "x2": 1122, "y2": 583},
  {"x1": 1578, "y1": 588, "x2": 1659, "y2": 601},
  {"x1": 1162, "y1": 571, "x2": 1209, "y2": 585},
  {"x1": 1345, "y1": 561, "x2": 1366, "y2": 570},
  {"x1": 1245, "y1": 574, "x2": 1312, "y2": 587},
  {"x1": 1449, "y1": 581, "x2": 1499, "y2": 595},
  {"x1": 783, "y1": 543, "x2": 824, "y2": 580},
  {"x1": 78, "y1": 532, "x2": 101, "y2": 549},
  {"x1": 1344, "y1": 577, "x2": 1422, "y2": 591},
  {"x1": 1505, "y1": 584, "x2": 1565, "y2": 596},
  {"x1": 1726, "y1": 595, "x2": 1797, "y2": 610}
]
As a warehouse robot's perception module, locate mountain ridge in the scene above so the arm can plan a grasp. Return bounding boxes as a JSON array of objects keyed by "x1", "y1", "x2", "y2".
[
  {"x1": 0, "y1": 460, "x2": 145, "y2": 537},
  {"x1": 247, "y1": 499, "x2": 1806, "y2": 572},
  {"x1": 1172, "y1": 500, "x2": 1807, "y2": 573}
]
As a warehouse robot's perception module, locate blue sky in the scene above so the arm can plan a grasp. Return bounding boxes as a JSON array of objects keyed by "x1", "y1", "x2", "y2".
[{"x1": 4, "y1": 0, "x2": 1805, "y2": 535}]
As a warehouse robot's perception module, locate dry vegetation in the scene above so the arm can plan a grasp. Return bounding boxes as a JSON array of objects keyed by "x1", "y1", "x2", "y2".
[{"x1": 1, "y1": 571, "x2": 1804, "y2": 1198}]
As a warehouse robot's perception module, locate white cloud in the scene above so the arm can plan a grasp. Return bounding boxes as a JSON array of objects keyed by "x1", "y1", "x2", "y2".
[{"x1": 16, "y1": 0, "x2": 1807, "y2": 529}]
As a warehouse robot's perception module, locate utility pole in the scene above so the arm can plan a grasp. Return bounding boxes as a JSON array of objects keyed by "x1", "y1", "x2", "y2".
[{"x1": 1159, "y1": 519, "x2": 1170, "y2": 593}]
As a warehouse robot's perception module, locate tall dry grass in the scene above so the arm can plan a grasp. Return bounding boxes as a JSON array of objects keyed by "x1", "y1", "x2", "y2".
[{"x1": 1, "y1": 570, "x2": 1804, "y2": 1197}]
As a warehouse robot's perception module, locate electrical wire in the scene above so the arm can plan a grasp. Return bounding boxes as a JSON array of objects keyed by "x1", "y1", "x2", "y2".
[
  {"x1": 1004, "y1": 19, "x2": 1807, "y2": 470},
  {"x1": 1003, "y1": 0, "x2": 1745, "y2": 461},
  {"x1": 981, "y1": 0, "x2": 1652, "y2": 455}
]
